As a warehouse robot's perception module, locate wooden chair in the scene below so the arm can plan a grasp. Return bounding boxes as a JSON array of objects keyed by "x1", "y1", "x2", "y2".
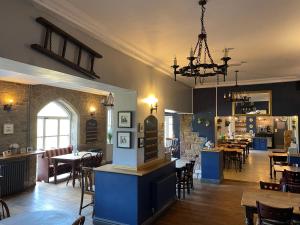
[
  {"x1": 286, "y1": 184, "x2": 300, "y2": 193},
  {"x1": 176, "y1": 164, "x2": 190, "y2": 199},
  {"x1": 256, "y1": 201, "x2": 293, "y2": 225},
  {"x1": 259, "y1": 181, "x2": 283, "y2": 192},
  {"x1": 281, "y1": 170, "x2": 300, "y2": 186},
  {"x1": 0, "y1": 199, "x2": 10, "y2": 220},
  {"x1": 79, "y1": 153, "x2": 103, "y2": 215},
  {"x1": 72, "y1": 215, "x2": 85, "y2": 225},
  {"x1": 189, "y1": 160, "x2": 196, "y2": 189},
  {"x1": 66, "y1": 153, "x2": 93, "y2": 187}
]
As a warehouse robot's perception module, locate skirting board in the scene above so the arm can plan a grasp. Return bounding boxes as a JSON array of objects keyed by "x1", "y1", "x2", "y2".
[
  {"x1": 201, "y1": 178, "x2": 223, "y2": 184},
  {"x1": 93, "y1": 197, "x2": 177, "y2": 225}
]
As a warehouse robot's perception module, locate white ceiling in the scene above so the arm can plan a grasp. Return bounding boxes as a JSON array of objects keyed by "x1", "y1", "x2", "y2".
[{"x1": 33, "y1": 0, "x2": 300, "y2": 88}]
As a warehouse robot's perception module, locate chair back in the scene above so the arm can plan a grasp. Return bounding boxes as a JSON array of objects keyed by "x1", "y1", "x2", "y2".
[
  {"x1": 81, "y1": 166, "x2": 95, "y2": 194},
  {"x1": 259, "y1": 181, "x2": 282, "y2": 192},
  {"x1": 286, "y1": 184, "x2": 300, "y2": 193},
  {"x1": 282, "y1": 170, "x2": 300, "y2": 184},
  {"x1": 256, "y1": 201, "x2": 293, "y2": 225},
  {"x1": 0, "y1": 199, "x2": 10, "y2": 220},
  {"x1": 72, "y1": 216, "x2": 85, "y2": 225},
  {"x1": 80, "y1": 153, "x2": 93, "y2": 167}
]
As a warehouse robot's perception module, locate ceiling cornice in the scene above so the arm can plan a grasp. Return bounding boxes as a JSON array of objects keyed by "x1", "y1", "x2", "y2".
[
  {"x1": 32, "y1": 0, "x2": 300, "y2": 89},
  {"x1": 31, "y1": 0, "x2": 181, "y2": 81},
  {"x1": 194, "y1": 75, "x2": 300, "y2": 89}
]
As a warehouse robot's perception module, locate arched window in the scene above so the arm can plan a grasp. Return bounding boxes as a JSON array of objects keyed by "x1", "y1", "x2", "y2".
[{"x1": 37, "y1": 101, "x2": 71, "y2": 150}]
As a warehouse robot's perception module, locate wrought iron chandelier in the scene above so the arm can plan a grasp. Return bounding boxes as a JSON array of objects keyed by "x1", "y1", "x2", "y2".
[
  {"x1": 224, "y1": 71, "x2": 250, "y2": 103},
  {"x1": 171, "y1": 0, "x2": 231, "y2": 85}
]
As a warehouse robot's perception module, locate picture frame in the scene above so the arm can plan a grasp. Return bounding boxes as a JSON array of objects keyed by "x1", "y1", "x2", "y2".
[
  {"x1": 118, "y1": 111, "x2": 132, "y2": 128},
  {"x1": 138, "y1": 123, "x2": 144, "y2": 133},
  {"x1": 117, "y1": 131, "x2": 132, "y2": 148},
  {"x1": 3, "y1": 123, "x2": 14, "y2": 134},
  {"x1": 138, "y1": 137, "x2": 144, "y2": 148},
  {"x1": 27, "y1": 147, "x2": 33, "y2": 152}
]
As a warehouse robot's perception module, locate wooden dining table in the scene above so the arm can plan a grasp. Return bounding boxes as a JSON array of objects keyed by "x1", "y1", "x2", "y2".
[
  {"x1": 241, "y1": 189, "x2": 300, "y2": 225},
  {"x1": 0, "y1": 210, "x2": 76, "y2": 225},
  {"x1": 52, "y1": 151, "x2": 97, "y2": 187}
]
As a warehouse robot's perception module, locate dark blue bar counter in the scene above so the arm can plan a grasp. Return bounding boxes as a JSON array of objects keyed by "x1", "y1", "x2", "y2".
[
  {"x1": 93, "y1": 159, "x2": 176, "y2": 225},
  {"x1": 200, "y1": 149, "x2": 224, "y2": 183}
]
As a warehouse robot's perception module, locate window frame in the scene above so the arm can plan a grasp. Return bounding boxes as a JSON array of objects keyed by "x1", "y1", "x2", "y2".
[
  {"x1": 37, "y1": 102, "x2": 72, "y2": 150},
  {"x1": 164, "y1": 115, "x2": 174, "y2": 147}
]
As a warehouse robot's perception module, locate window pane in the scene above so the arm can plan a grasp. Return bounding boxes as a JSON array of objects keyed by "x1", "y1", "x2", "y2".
[
  {"x1": 45, "y1": 137, "x2": 58, "y2": 149},
  {"x1": 37, "y1": 119, "x2": 44, "y2": 137},
  {"x1": 38, "y1": 102, "x2": 69, "y2": 117},
  {"x1": 45, "y1": 119, "x2": 58, "y2": 136},
  {"x1": 60, "y1": 119, "x2": 70, "y2": 135},
  {"x1": 59, "y1": 136, "x2": 70, "y2": 148},
  {"x1": 37, "y1": 137, "x2": 43, "y2": 150}
]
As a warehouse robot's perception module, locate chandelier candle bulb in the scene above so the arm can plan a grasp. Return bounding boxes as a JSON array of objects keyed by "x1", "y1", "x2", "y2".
[
  {"x1": 190, "y1": 47, "x2": 194, "y2": 57},
  {"x1": 174, "y1": 57, "x2": 177, "y2": 66}
]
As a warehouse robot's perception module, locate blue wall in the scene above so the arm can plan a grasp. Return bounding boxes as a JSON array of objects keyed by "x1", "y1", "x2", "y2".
[{"x1": 193, "y1": 81, "x2": 300, "y2": 142}]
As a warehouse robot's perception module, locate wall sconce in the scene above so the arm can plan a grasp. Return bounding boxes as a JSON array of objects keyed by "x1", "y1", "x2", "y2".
[
  {"x1": 89, "y1": 106, "x2": 96, "y2": 117},
  {"x1": 144, "y1": 96, "x2": 158, "y2": 114},
  {"x1": 3, "y1": 99, "x2": 14, "y2": 112}
]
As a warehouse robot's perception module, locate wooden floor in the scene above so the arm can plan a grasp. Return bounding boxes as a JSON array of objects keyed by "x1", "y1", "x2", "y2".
[
  {"x1": 224, "y1": 150, "x2": 273, "y2": 183},
  {"x1": 155, "y1": 180, "x2": 257, "y2": 225},
  {"x1": 3, "y1": 150, "x2": 271, "y2": 225},
  {"x1": 3, "y1": 180, "x2": 257, "y2": 225}
]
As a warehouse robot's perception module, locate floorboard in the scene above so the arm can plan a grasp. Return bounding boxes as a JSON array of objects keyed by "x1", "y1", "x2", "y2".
[{"x1": 2, "y1": 150, "x2": 272, "y2": 225}]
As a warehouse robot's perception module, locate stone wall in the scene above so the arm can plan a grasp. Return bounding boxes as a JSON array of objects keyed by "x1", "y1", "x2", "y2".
[
  {"x1": 0, "y1": 80, "x2": 107, "y2": 152},
  {"x1": 29, "y1": 84, "x2": 107, "y2": 152},
  {"x1": 0, "y1": 81, "x2": 30, "y2": 151},
  {"x1": 180, "y1": 114, "x2": 205, "y2": 160}
]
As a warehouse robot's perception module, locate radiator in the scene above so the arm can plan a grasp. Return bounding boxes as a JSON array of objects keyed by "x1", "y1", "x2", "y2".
[{"x1": 0, "y1": 159, "x2": 26, "y2": 197}]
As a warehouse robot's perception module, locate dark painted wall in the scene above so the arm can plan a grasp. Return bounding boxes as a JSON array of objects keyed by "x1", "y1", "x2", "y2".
[{"x1": 193, "y1": 81, "x2": 300, "y2": 142}]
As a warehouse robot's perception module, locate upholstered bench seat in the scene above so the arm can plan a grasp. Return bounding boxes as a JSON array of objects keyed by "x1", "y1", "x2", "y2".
[{"x1": 37, "y1": 146, "x2": 73, "y2": 183}]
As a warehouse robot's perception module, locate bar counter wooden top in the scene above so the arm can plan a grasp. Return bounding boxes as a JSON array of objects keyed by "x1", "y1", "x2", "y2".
[
  {"x1": 0, "y1": 150, "x2": 45, "y2": 161},
  {"x1": 94, "y1": 158, "x2": 176, "y2": 176}
]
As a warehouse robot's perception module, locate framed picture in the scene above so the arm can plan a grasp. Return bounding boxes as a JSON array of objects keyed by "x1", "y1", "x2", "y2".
[
  {"x1": 138, "y1": 123, "x2": 144, "y2": 133},
  {"x1": 3, "y1": 123, "x2": 14, "y2": 134},
  {"x1": 118, "y1": 111, "x2": 132, "y2": 128},
  {"x1": 117, "y1": 131, "x2": 132, "y2": 148},
  {"x1": 138, "y1": 137, "x2": 144, "y2": 148}
]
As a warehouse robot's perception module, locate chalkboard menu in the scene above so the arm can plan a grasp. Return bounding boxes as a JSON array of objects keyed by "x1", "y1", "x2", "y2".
[
  {"x1": 86, "y1": 119, "x2": 98, "y2": 143},
  {"x1": 144, "y1": 115, "x2": 158, "y2": 162}
]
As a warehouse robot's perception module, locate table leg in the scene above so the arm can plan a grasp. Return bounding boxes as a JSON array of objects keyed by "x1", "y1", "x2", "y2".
[
  {"x1": 245, "y1": 206, "x2": 255, "y2": 225},
  {"x1": 243, "y1": 148, "x2": 246, "y2": 164},
  {"x1": 269, "y1": 157, "x2": 273, "y2": 179},
  {"x1": 72, "y1": 161, "x2": 76, "y2": 188},
  {"x1": 240, "y1": 154, "x2": 242, "y2": 172},
  {"x1": 54, "y1": 160, "x2": 58, "y2": 184}
]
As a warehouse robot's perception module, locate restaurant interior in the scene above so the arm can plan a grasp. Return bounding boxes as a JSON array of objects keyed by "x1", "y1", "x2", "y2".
[{"x1": 0, "y1": 0, "x2": 300, "y2": 225}]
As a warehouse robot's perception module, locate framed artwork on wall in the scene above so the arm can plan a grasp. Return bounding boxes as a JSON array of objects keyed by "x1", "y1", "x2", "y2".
[
  {"x1": 3, "y1": 123, "x2": 14, "y2": 134},
  {"x1": 118, "y1": 111, "x2": 132, "y2": 128},
  {"x1": 117, "y1": 131, "x2": 132, "y2": 148},
  {"x1": 138, "y1": 137, "x2": 144, "y2": 148},
  {"x1": 138, "y1": 123, "x2": 144, "y2": 133}
]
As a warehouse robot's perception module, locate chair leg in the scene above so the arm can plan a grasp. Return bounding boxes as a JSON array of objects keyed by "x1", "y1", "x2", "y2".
[
  {"x1": 79, "y1": 172, "x2": 84, "y2": 215},
  {"x1": 66, "y1": 171, "x2": 72, "y2": 186}
]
